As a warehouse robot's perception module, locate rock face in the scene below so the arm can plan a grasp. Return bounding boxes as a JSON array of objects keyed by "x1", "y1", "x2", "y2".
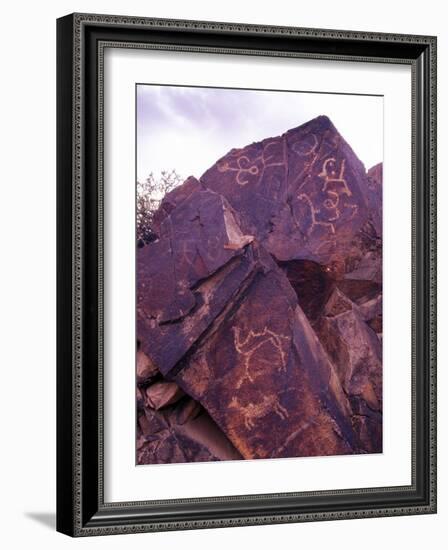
[
  {"x1": 137, "y1": 116, "x2": 382, "y2": 465},
  {"x1": 137, "y1": 394, "x2": 242, "y2": 464},
  {"x1": 137, "y1": 183, "x2": 256, "y2": 376},
  {"x1": 201, "y1": 115, "x2": 370, "y2": 269},
  {"x1": 175, "y1": 245, "x2": 357, "y2": 459},
  {"x1": 314, "y1": 287, "x2": 382, "y2": 452}
]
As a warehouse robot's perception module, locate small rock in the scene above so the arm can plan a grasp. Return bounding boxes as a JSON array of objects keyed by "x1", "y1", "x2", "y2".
[{"x1": 145, "y1": 381, "x2": 185, "y2": 410}]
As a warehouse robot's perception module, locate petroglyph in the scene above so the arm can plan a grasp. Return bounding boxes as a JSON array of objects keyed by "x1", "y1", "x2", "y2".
[
  {"x1": 296, "y1": 154, "x2": 361, "y2": 237},
  {"x1": 217, "y1": 155, "x2": 260, "y2": 186},
  {"x1": 263, "y1": 137, "x2": 288, "y2": 167},
  {"x1": 233, "y1": 326, "x2": 291, "y2": 389},
  {"x1": 323, "y1": 190, "x2": 340, "y2": 211},
  {"x1": 176, "y1": 239, "x2": 196, "y2": 267},
  {"x1": 291, "y1": 133, "x2": 318, "y2": 157},
  {"x1": 236, "y1": 156, "x2": 260, "y2": 186},
  {"x1": 298, "y1": 193, "x2": 336, "y2": 235},
  {"x1": 229, "y1": 395, "x2": 289, "y2": 431},
  {"x1": 319, "y1": 157, "x2": 352, "y2": 197},
  {"x1": 216, "y1": 137, "x2": 287, "y2": 186},
  {"x1": 344, "y1": 203, "x2": 359, "y2": 220},
  {"x1": 291, "y1": 134, "x2": 321, "y2": 191}
]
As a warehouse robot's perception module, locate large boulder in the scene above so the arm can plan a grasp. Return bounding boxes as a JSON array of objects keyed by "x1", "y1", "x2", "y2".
[
  {"x1": 200, "y1": 115, "x2": 371, "y2": 268},
  {"x1": 173, "y1": 246, "x2": 357, "y2": 459},
  {"x1": 137, "y1": 182, "x2": 256, "y2": 374}
]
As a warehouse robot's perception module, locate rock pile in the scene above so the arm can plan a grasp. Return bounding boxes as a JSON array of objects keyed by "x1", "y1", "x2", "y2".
[{"x1": 137, "y1": 116, "x2": 382, "y2": 464}]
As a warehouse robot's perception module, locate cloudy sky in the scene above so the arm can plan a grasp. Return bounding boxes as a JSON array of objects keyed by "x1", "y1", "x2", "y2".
[{"x1": 137, "y1": 84, "x2": 383, "y2": 183}]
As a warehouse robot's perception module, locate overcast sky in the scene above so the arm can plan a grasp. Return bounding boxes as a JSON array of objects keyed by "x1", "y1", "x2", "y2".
[{"x1": 137, "y1": 84, "x2": 383, "y2": 183}]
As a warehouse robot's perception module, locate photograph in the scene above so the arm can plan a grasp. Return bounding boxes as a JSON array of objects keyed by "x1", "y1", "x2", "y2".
[
  {"x1": 135, "y1": 84, "x2": 384, "y2": 465},
  {"x1": 0, "y1": 0, "x2": 442, "y2": 544},
  {"x1": 53, "y1": 9, "x2": 437, "y2": 538}
]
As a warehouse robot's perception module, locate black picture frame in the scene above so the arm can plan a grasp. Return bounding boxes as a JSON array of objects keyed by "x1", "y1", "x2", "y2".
[{"x1": 56, "y1": 13, "x2": 437, "y2": 537}]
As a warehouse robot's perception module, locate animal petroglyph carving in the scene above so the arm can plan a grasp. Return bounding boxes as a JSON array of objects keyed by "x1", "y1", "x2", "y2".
[
  {"x1": 298, "y1": 193, "x2": 336, "y2": 235},
  {"x1": 297, "y1": 156, "x2": 360, "y2": 236},
  {"x1": 319, "y1": 157, "x2": 352, "y2": 197},
  {"x1": 228, "y1": 395, "x2": 289, "y2": 431},
  {"x1": 323, "y1": 190, "x2": 341, "y2": 219},
  {"x1": 233, "y1": 326, "x2": 290, "y2": 389}
]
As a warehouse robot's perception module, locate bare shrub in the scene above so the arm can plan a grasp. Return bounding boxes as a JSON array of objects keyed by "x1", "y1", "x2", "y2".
[{"x1": 137, "y1": 170, "x2": 183, "y2": 246}]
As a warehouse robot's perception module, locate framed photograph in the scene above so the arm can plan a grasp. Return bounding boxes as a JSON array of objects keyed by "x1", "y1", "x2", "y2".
[{"x1": 56, "y1": 13, "x2": 437, "y2": 536}]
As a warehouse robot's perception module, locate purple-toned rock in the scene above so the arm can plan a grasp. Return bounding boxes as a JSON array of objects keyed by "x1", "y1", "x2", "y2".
[
  {"x1": 341, "y1": 162, "x2": 382, "y2": 281},
  {"x1": 174, "y1": 398, "x2": 202, "y2": 425},
  {"x1": 137, "y1": 182, "x2": 256, "y2": 375},
  {"x1": 136, "y1": 350, "x2": 159, "y2": 384},
  {"x1": 173, "y1": 246, "x2": 357, "y2": 459},
  {"x1": 315, "y1": 287, "x2": 382, "y2": 452},
  {"x1": 152, "y1": 176, "x2": 203, "y2": 234},
  {"x1": 137, "y1": 399, "x2": 242, "y2": 464},
  {"x1": 366, "y1": 162, "x2": 383, "y2": 237},
  {"x1": 200, "y1": 116, "x2": 371, "y2": 267},
  {"x1": 138, "y1": 180, "x2": 252, "y2": 324},
  {"x1": 279, "y1": 259, "x2": 334, "y2": 323},
  {"x1": 136, "y1": 116, "x2": 383, "y2": 463},
  {"x1": 145, "y1": 381, "x2": 185, "y2": 410}
]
